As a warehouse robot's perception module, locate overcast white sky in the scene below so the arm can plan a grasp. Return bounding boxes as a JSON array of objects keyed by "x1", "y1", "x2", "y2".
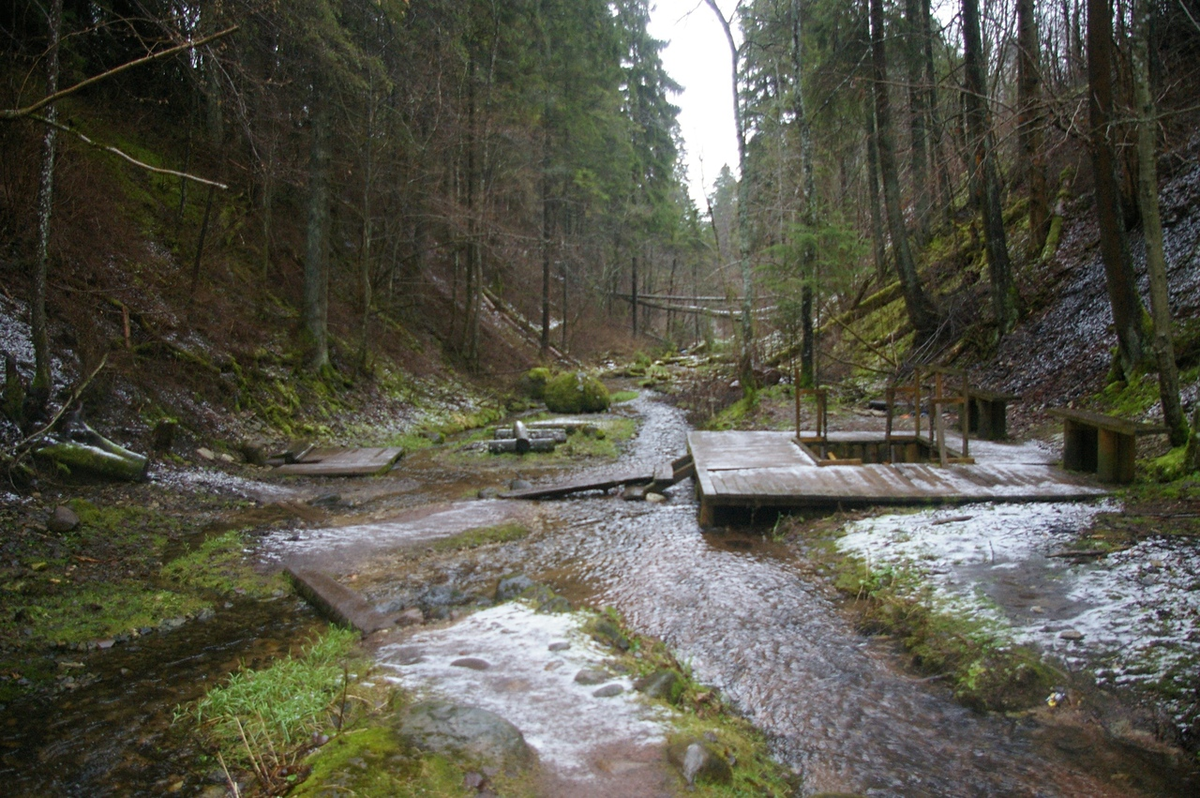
[{"x1": 647, "y1": 0, "x2": 741, "y2": 207}]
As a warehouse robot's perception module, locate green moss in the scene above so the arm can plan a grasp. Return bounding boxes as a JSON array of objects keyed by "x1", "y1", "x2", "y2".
[
  {"x1": 292, "y1": 726, "x2": 474, "y2": 797},
  {"x1": 543, "y1": 371, "x2": 610, "y2": 413},
  {"x1": 4, "y1": 582, "x2": 209, "y2": 649},
  {"x1": 1092, "y1": 371, "x2": 1160, "y2": 417},
  {"x1": 611, "y1": 390, "x2": 639, "y2": 403},
  {"x1": 161, "y1": 529, "x2": 287, "y2": 598},
  {"x1": 429, "y1": 523, "x2": 530, "y2": 552},
  {"x1": 519, "y1": 367, "x2": 554, "y2": 400},
  {"x1": 831, "y1": 555, "x2": 1056, "y2": 712}
]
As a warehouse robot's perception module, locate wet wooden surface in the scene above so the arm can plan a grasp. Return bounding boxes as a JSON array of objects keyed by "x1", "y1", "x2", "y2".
[
  {"x1": 274, "y1": 446, "x2": 403, "y2": 476},
  {"x1": 689, "y1": 431, "x2": 1108, "y2": 513}
]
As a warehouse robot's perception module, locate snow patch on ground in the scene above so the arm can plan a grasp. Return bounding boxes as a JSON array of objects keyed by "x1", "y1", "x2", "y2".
[
  {"x1": 837, "y1": 501, "x2": 1200, "y2": 733},
  {"x1": 378, "y1": 603, "x2": 669, "y2": 777}
]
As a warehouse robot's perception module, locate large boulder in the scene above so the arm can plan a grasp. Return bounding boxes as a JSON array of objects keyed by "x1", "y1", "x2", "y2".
[
  {"x1": 395, "y1": 701, "x2": 534, "y2": 774},
  {"x1": 543, "y1": 371, "x2": 610, "y2": 414},
  {"x1": 517, "y1": 367, "x2": 554, "y2": 401}
]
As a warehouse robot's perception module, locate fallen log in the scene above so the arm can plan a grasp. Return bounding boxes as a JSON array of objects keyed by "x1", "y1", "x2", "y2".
[
  {"x1": 487, "y1": 438, "x2": 557, "y2": 454},
  {"x1": 494, "y1": 428, "x2": 568, "y2": 443},
  {"x1": 35, "y1": 436, "x2": 148, "y2": 481}
]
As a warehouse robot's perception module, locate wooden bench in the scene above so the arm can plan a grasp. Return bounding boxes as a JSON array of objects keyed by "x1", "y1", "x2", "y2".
[
  {"x1": 963, "y1": 388, "x2": 1020, "y2": 440},
  {"x1": 1048, "y1": 408, "x2": 1168, "y2": 483}
]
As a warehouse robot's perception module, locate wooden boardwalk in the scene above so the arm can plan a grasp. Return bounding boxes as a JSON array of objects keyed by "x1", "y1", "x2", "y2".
[
  {"x1": 689, "y1": 431, "x2": 1107, "y2": 524},
  {"x1": 274, "y1": 447, "x2": 403, "y2": 476}
]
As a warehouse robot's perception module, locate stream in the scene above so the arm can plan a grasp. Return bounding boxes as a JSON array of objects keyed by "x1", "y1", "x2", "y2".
[{"x1": 3, "y1": 393, "x2": 1197, "y2": 796}]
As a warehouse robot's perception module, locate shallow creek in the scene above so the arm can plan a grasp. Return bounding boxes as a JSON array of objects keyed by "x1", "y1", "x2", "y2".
[
  {"x1": 370, "y1": 395, "x2": 1196, "y2": 796},
  {"x1": 4, "y1": 394, "x2": 1197, "y2": 796}
]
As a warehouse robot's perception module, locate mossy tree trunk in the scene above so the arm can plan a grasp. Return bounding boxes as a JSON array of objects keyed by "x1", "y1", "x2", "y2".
[
  {"x1": 304, "y1": 82, "x2": 332, "y2": 373},
  {"x1": 1131, "y1": 0, "x2": 1186, "y2": 446},
  {"x1": 1087, "y1": 0, "x2": 1147, "y2": 377},
  {"x1": 870, "y1": 0, "x2": 941, "y2": 344},
  {"x1": 962, "y1": 0, "x2": 1018, "y2": 335},
  {"x1": 1018, "y1": 0, "x2": 1051, "y2": 257}
]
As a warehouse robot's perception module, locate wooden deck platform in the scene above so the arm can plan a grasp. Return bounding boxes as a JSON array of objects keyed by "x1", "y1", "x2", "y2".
[{"x1": 689, "y1": 431, "x2": 1107, "y2": 525}]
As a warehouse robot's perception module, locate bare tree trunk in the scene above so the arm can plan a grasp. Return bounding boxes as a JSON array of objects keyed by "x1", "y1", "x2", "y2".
[
  {"x1": 962, "y1": 0, "x2": 1018, "y2": 334},
  {"x1": 304, "y1": 88, "x2": 331, "y2": 373},
  {"x1": 906, "y1": 0, "x2": 930, "y2": 243},
  {"x1": 923, "y1": 0, "x2": 953, "y2": 222},
  {"x1": 871, "y1": 0, "x2": 941, "y2": 342},
  {"x1": 631, "y1": 253, "x2": 639, "y2": 337},
  {"x1": 705, "y1": 0, "x2": 758, "y2": 392},
  {"x1": 31, "y1": 0, "x2": 64, "y2": 412},
  {"x1": 1018, "y1": 0, "x2": 1051, "y2": 256},
  {"x1": 358, "y1": 83, "x2": 376, "y2": 371},
  {"x1": 865, "y1": 104, "x2": 889, "y2": 283},
  {"x1": 1132, "y1": 0, "x2": 1186, "y2": 445},
  {"x1": 541, "y1": 145, "x2": 552, "y2": 357},
  {"x1": 1087, "y1": 0, "x2": 1147, "y2": 375},
  {"x1": 793, "y1": 0, "x2": 817, "y2": 387}
]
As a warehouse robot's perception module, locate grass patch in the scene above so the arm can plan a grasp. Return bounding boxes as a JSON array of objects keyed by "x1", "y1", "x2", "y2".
[
  {"x1": 830, "y1": 553, "x2": 1056, "y2": 712},
  {"x1": 429, "y1": 523, "x2": 530, "y2": 553},
  {"x1": 4, "y1": 581, "x2": 208, "y2": 649},
  {"x1": 161, "y1": 529, "x2": 287, "y2": 598},
  {"x1": 181, "y1": 626, "x2": 367, "y2": 791},
  {"x1": 290, "y1": 726, "x2": 475, "y2": 797},
  {"x1": 611, "y1": 389, "x2": 639, "y2": 403}
]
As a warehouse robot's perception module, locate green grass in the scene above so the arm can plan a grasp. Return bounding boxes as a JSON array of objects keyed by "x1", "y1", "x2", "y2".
[
  {"x1": 611, "y1": 389, "x2": 639, "y2": 403},
  {"x1": 182, "y1": 627, "x2": 364, "y2": 786},
  {"x1": 161, "y1": 529, "x2": 287, "y2": 598},
  {"x1": 429, "y1": 523, "x2": 530, "y2": 552},
  {"x1": 4, "y1": 582, "x2": 208, "y2": 649}
]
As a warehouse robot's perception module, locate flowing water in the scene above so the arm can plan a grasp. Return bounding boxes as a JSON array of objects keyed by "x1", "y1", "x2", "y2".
[{"x1": 5, "y1": 393, "x2": 1197, "y2": 796}]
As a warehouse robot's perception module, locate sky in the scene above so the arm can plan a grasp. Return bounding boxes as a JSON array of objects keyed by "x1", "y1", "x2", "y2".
[{"x1": 647, "y1": 0, "x2": 742, "y2": 207}]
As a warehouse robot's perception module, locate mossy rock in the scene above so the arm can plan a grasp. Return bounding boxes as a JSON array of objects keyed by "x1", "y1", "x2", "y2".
[
  {"x1": 518, "y1": 367, "x2": 554, "y2": 401},
  {"x1": 543, "y1": 371, "x2": 609, "y2": 413}
]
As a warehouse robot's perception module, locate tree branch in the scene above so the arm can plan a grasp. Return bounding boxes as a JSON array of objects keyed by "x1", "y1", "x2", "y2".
[
  {"x1": 0, "y1": 26, "x2": 239, "y2": 121},
  {"x1": 30, "y1": 113, "x2": 228, "y2": 189}
]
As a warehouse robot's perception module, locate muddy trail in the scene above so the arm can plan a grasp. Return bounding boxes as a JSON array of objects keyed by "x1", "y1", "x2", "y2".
[{"x1": 3, "y1": 393, "x2": 1198, "y2": 796}]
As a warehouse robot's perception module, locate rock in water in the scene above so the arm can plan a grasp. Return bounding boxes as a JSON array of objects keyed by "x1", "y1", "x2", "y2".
[
  {"x1": 47, "y1": 505, "x2": 80, "y2": 533},
  {"x1": 667, "y1": 739, "x2": 732, "y2": 787},
  {"x1": 495, "y1": 574, "x2": 535, "y2": 602},
  {"x1": 396, "y1": 701, "x2": 533, "y2": 774},
  {"x1": 634, "y1": 669, "x2": 681, "y2": 703}
]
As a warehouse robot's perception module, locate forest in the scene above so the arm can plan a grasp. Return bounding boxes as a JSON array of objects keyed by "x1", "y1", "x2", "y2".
[{"x1": 2, "y1": 1, "x2": 1200, "y2": 796}]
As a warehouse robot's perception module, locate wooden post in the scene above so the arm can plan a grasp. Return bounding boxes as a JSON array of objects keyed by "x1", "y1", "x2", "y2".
[
  {"x1": 794, "y1": 367, "x2": 801, "y2": 440},
  {"x1": 961, "y1": 371, "x2": 970, "y2": 458},
  {"x1": 934, "y1": 371, "x2": 947, "y2": 465},
  {"x1": 913, "y1": 369, "x2": 922, "y2": 439},
  {"x1": 513, "y1": 420, "x2": 531, "y2": 454}
]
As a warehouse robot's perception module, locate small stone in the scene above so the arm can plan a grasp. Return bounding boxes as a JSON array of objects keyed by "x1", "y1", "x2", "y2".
[
  {"x1": 544, "y1": 661, "x2": 563, "y2": 671},
  {"x1": 452, "y1": 657, "x2": 491, "y2": 671},
  {"x1": 396, "y1": 608, "x2": 424, "y2": 626},
  {"x1": 218, "y1": 453, "x2": 235, "y2": 464},
  {"x1": 495, "y1": 575, "x2": 536, "y2": 602},
  {"x1": 621, "y1": 485, "x2": 647, "y2": 501},
  {"x1": 645, "y1": 492, "x2": 666, "y2": 503},
  {"x1": 548, "y1": 641, "x2": 570, "y2": 652},
  {"x1": 574, "y1": 669, "x2": 609, "y2": 685},
  {"x1": 477, "y1": 487, "x2": 500, "y2": 500},
  {"x1": 592, "y1": 684, "x2": 624, "y2": 698},
  {"x1": 47, "y1": 506, "x2": 80, "y2": 533},
  {"x1": 463, "y1": 772, "x2": 485, "y2": 789},
  {"x1": 1059, "y1": 629, "x2": 1084, "y2": 641},
  {"x1": 509, "y1": 478, "x2": 533, "y2": 491},
  {"x1": 634, "y1": 669, "x2": 680, "y2": 702},
  {"x1": 196, "y1": 447, "x2": 215, "y2": 461}
]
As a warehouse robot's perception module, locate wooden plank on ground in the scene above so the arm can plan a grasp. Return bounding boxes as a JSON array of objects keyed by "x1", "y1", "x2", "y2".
[
  {"x1": 274, "y1": 447, "x2": 403, "y2": 476},
  {"x1": 286, "y1": 568, "x2": 400, "y2": 634},
  {"x1": 500, "y1": 470, "x2": 654, "y2": 499}
]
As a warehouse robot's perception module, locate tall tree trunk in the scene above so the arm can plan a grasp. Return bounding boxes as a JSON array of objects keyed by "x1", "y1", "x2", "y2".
[
  {"x1": 866, "y1": 104, "x2": 889, "y2": 283},
  {"x1": 905, "y1": 0, "x2": 930, "y2": 243},
  {"x1": 304, "y1": 90, "x2": 331, "y2": 373},
  {"x1": 922, "y1": 0, "x2": 953, "y2": 221},
  {"x1": 793, "y1": 0, "x2": 817, "y2": 387},
  {"x1": 541, "y1": 145, "x2": 552, "y2": 357},
  {"x1": 1132, "y1": 0, "x2": 1186, "y2": 445},
  {"x1": 962, "y1": 0, "x2": 1018, "y2": 334},
  {"x1": 1018, "y1": 0, "x2": 1051, "y2": 256},
  {"x1": 630, "y1": 254, "x2": 639, "y2": 337},
  {"x1": 1087, "y1": 0, "x2": 1147, "y2": 375},
  {"x1": 464, "y1": 53, "x2": 481, "y2": 368},
  {"x1": 705, "y1": 0, "x2": 758, "y2": 392},
  {"x1": 358, "y1": 85, "x2": 376, "y2": 371},
  {"x1": 31, "y1": 0, "x2": 63, "y2": 412},
  {"x1": 871, "y1": 0, "x2": 941, "y2": 342}
]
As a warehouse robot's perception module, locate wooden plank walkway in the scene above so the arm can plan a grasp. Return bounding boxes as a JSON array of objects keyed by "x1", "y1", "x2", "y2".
[
  {"x1": 689, "y1": 431, "x2": 1108, "y2": 524},
  {"x1": 499, "y1": 469, "x2": 654, "y2": 499},
  {"x1": 274, "y1": 446, "x2": 403, "y2": 476}
]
